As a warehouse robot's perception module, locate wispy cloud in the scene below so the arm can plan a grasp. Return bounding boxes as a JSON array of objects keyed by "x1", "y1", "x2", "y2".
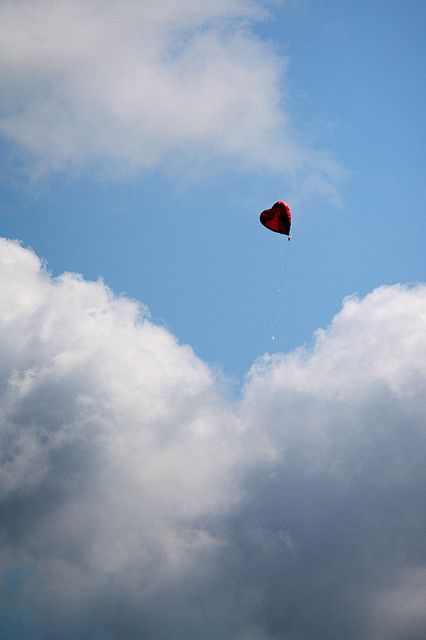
[
  {"x1": 0, "y1": 0, "x2": 344, "y2": 193},
  {"x1": 1, "y1": 238, "x2": 425, "y2": 638}
]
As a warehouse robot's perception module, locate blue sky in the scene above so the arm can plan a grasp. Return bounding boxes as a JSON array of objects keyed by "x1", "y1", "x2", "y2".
[
  {"x1": 0, "y1": 2, "x2": 425, "y2": 639},
  {"x1": 1, "y1": 0, "x2": 424, "y2": 378}
]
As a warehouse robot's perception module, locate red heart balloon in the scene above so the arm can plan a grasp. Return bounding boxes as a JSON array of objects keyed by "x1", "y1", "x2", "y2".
[{"x1": 260, "y1": 201, "x2": 291, "y2": 236}]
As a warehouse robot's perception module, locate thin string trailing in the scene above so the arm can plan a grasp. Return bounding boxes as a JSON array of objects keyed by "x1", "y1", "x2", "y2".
[{"x1": 271, "y1": 238, "x2": 291, "y2": 341}]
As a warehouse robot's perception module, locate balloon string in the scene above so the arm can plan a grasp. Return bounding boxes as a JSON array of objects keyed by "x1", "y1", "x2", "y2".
[{"x1": 271, "y1": 238, "x2": 291, "y2": 341}]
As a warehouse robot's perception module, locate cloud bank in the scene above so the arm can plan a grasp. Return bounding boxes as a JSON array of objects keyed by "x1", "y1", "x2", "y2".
[
  {"x1": 0, "y1": 0, "x2": 343, "y2": 191},
  {"x1": 1, "y1": 237, "x2": 426, "y2": 639}
]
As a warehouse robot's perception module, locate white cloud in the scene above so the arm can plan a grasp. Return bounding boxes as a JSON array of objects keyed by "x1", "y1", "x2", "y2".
[
  {"x1": 242, "y1": 285, "x2": 426, "y2": 470},
  {"x1": 0, "y1": 239, "x2": 248, "y2": 596},
  {"x1": 0, "y1": 0, "x2": 344, "y2": 191},
  {"x1": 1, "y1": 238, "x2": 426, "y2": 639},
  {"x1": 374, "y1": 568, "x2": 426, "y2": 639}
]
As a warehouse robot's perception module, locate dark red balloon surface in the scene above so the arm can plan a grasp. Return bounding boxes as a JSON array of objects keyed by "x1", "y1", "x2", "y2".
[{"x1": 260, "y1": 201, "x2": 291, "y2": 236}]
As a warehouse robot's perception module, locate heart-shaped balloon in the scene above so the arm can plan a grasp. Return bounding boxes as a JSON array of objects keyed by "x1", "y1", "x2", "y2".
[{"x1": 260, "y1": 201, "x2": 291, "y2": 236}]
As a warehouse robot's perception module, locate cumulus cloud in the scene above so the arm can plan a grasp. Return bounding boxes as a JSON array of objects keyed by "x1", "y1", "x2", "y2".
[
  {"x1": 238, "y1": 286, "x2": 426, "y2": 638},
  {"x1": 1, "y1": 237, "x2": 426, "y2": 639},
  {"x1": 0, "y1": 0, "x2": 343, "y2": 190}
]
